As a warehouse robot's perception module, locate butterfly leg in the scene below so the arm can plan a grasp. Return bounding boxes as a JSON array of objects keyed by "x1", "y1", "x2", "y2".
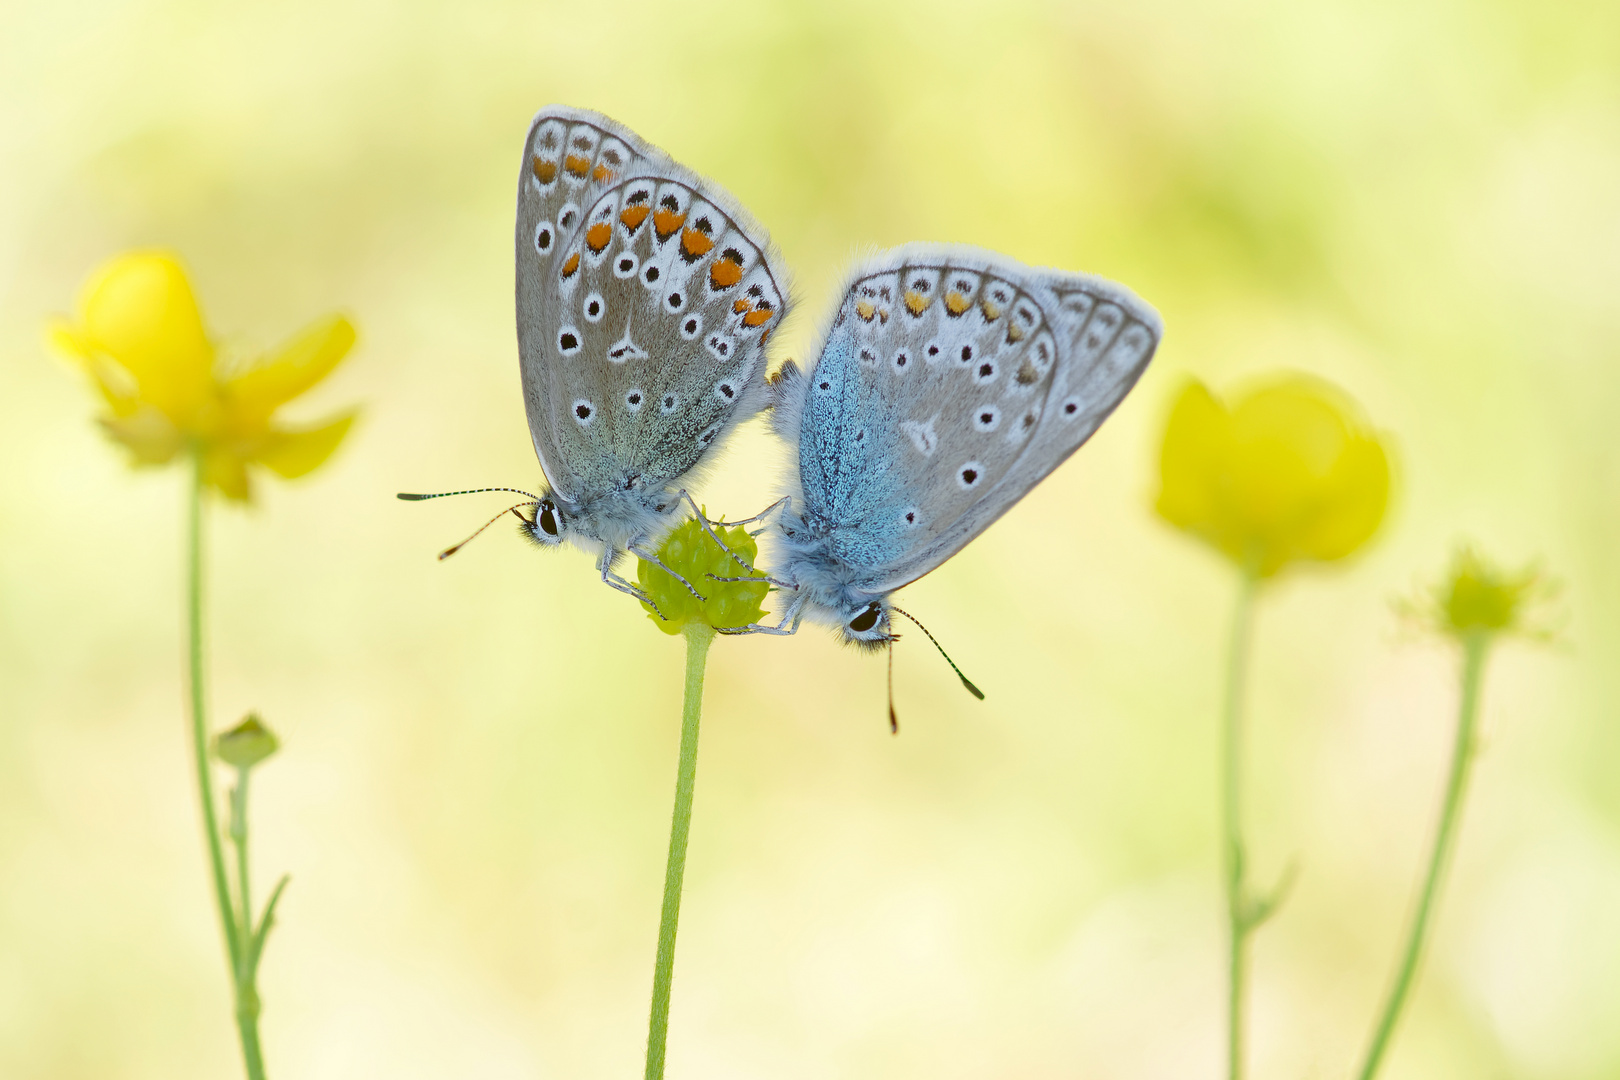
[
  {"x1": 597, "y1": 550, "x2": 669, "y2": 620},
  {"x1": 728, "y1": 497, "x2": 795, "y2": 539},
  {"x1": 694, "y1": 494, "x2": 793, "y2": 529},
  {"x1": 629, "y1": 543, "x2": 708, "y2": 602},
  {"x1": 715, "y1": 594, "x2": 806, "y2": 637},
  {"x1": 674, "y1": 490, "x2": 797, "y2": 589}
]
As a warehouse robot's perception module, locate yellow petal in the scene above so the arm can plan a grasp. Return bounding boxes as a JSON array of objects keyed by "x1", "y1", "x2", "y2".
[
  {"x1": 45, "y1": 319, "x2": 91, "y2": 362},
  {"x1": 227, "y1": 315, "x2": 356, "y2": 421},
  {"x1": 1155, "y1": 380, "x2": 1229, "y2": 534},
  {"x1": 50, "y1": 317, "x2": 145, "y2": 417},
  {"x1": 98, "y1": 406, "x2": 184, "y2": 465},
  {"x1": 252, "y1": 411, "x2": 357, "y2": 480},
  {"x1": 202, "y1": 447, "x2": 253, "y2": 502},
  {"x1": 76, "y1": 251, "x2": 215, "y2": 423},
  {"x1": 1226, "y1": 384, "x2": 1348, "y2": 536},
  {"x1": 1299, "y1": 434, "x2": 1390, "y2": 561}
]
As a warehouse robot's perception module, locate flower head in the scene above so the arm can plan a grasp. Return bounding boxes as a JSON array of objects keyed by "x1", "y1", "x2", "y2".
[
  {"x1": 1404, "y1": 545, "x2": 1557, "y2": 644},
  {"x1": 1156, "y1": 375, "x2": 1391, "y2": 578},
  {"x1": 638, "y1": 517, "x2": 769, "y2": 634},
  {"x1": 49, "y1": 250, "x2": 358, "y2": 501},
  {"x1": 213, "y1": 713, "x2": 280, "y2": 769}
]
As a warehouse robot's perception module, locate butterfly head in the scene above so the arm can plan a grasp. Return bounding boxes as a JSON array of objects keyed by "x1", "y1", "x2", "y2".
[
  {"x1": 523, "y1": 496, "x2": 569, "y2": 547},
  {"x1": 841, "y1": 599, "x2": 895, "y2": 650}
]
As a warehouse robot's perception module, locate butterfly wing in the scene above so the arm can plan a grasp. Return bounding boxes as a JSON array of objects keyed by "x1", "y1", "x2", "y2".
[
  {"x1": 516, "y1": 106, "x2": 787, "y2": 503},
  {"x1": 784, "y1": 243, "x2": 1159, "y2": 592},
  {"x1": 517, "y1": 107, "x2": 662, "y2": 499}
]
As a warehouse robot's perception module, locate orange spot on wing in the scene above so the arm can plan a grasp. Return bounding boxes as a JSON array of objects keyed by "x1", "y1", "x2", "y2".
[
  {"x1": 619, "y1": 205, "x2": 650, "y2": 232},
  {"x1": 855, "y1": 300, "x2": 876, "y2": 322},
  {"x1": 980, "y1": 300, "x2": 1002, "y2": 321},
  {"x1": 1006, "y1": 322, "x2": 1026, "y2": 342},
  {"x1": 759, "y1": 328, "x2": 771, "y2": 345},
  {"x1": 944, "y1": 291, "x2": 971, "y2": 315},
  {"x1": 733, "y1": 298, "x2": 753, "y2": 314},
  {"x1": 903, "y1": 290, "x2": 930, "y2": 316},
  {"x1": 654, "y1": 209, "x2": 686, "y2": 240},
  {"x1": 681, "y1": 228, "x2": 715, "y2": 259},
  {"x1": 564, "y1": 154, "x2": 591, "y2": 177},
  {"x1": 533, "y1": 157, "x2": 557, "y2": 183},
  {"x1": 585, "y1": 222, "x2": 612, "y2": 254},
  {"x1": 708, "y1": 253, "x2": 743, "y2": 289},
  {"x1": 561, "y1": 252, "x2": 580, "y2": 278},
  {"x1": 742, "y1": 308, "x2": 773, "y2": 327},
  {"x1": 592, "y1": 163, "x2": 614, "y2": 182}
]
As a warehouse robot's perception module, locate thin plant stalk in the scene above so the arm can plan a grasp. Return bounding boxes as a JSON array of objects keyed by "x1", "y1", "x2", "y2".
[
  {"x1": 227, "y1": 766, "x2": 267, "y2": 1076},
  {"x1": 1221, "y1": 568, "x2": 1260, "y2": 1080},
  {"x1": 644, "y1": 623, "x2": 715, "y2": 1080},
  {"x1": 186, "y1": 450, "x2": 268, "y2": 1080},
  {"x1": 1355, "y1": 631, "x2": 1489, "y2": 1080},
  {"x1": 230, "y1": 768, "x2": 253, "y2": 973}
]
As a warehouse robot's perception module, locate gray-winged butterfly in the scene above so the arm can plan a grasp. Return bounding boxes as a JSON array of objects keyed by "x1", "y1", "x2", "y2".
[
  {"x1": 723, "y1": 244, "x2": 1160, "y2": 658},
  {"x1": 400, "y1": 106, "x2": 789, "y2": 611}
]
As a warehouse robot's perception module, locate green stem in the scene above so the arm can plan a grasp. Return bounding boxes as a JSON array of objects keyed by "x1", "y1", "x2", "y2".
[
  {"x1": 1221, "y1": 569, "x2": 1260, "y2": 1080},
  {"x1": 1355, "y1": 632, "x2": 1490, "y2": 1080},
  {"x1": 230, "y1": 766, "x2": 267, "y2": 1080},
  {"x1": 230, "y1": 767, "x2": 253, "y2": 981},
  {"x1": 188, "y1": 454, "x2": 241, "y2": 974},
  {"x1": 186, "y1": 453, "x2": 267, "y2": 1080},
  {"x1": 236, "y1": 1011, "x2": 266, "y2": 1080},
  {"x1": 644, "y1": 624, "x2": 715, "y2": 1080}
]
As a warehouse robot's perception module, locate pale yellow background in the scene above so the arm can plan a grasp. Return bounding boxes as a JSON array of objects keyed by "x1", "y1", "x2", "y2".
[{"x1": 3, "y1": 1, "x2": 1618, "y2": 1077}]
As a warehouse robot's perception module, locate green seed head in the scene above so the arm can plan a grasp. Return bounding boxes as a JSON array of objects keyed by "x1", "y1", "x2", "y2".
[
  {"x1": 1404, "y1": 545, "x2": 1557, "y2": 644},
  {"x1": 637, "y1": 517, "x2": 770, "y2": 634},
  {"x1": 213, "y1": 713, "x2": 280, "y2": 769}
]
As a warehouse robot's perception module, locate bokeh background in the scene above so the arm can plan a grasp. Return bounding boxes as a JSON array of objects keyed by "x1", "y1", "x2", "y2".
[{"x1": 3, "y1": 1, "x2": 1618, "y2": 1077}]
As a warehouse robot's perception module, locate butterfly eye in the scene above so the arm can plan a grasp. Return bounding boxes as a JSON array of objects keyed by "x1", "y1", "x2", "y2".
[
  {"x1": 848, "y1": 604, "x2": 881, "y2": 634},
  {"x1": 537, "y1": 501, "x2": 561, "y2": 537}
]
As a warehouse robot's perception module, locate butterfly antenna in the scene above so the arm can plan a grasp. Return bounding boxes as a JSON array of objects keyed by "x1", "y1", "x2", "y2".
[
  {"x1": 889, "y1": 605, "x2": 985, "y2": 700},
  {"x1": 887, "y1": 641, "x2": 899, "y2": 735},
  {"x1": 437, "y1": 501, "x2": 539, "y2": 560},
  {"x1": 397, "y1": 487, "x2": 542, "y2": 502}
]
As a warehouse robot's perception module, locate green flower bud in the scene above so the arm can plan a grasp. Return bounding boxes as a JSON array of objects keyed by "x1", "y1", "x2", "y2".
[
  {"x1": 213, "y1": 713, "x2": 280, "y2": 769},
  {"x1": 1403, "y1": 545, "x2": 1557, "y2": 643},
  {"x1": 637, "y1": 517, "x2": 770, "y2": 634}
]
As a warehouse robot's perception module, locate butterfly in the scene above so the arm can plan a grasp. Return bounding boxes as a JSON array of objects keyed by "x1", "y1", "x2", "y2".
[
  {"x1": 726, "y1": 244, "x2": 1160, "y2": 656},
  {"x1": 400, "y1": 107, "x2": 789, "y2": 610}
]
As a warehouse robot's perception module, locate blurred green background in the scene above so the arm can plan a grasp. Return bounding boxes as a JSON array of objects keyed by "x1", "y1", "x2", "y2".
[{"x1": 3, "y1": 0, "x2": 1618, "y2": 1077}]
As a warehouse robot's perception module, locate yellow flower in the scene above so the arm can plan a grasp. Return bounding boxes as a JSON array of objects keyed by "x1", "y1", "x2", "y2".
[
  {"x1": 1156, "y1": 375, "x2": 1391, "y2": 578},
  {"x1": 638, "y1": 517, "x2": 770, "y2": 634},
  {"x1": 1405, "y1": 545, "x2": 1557, "y2": 644},
  {"x1": 48, "y1": 250, "x2": 358, "y2": 501}
]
